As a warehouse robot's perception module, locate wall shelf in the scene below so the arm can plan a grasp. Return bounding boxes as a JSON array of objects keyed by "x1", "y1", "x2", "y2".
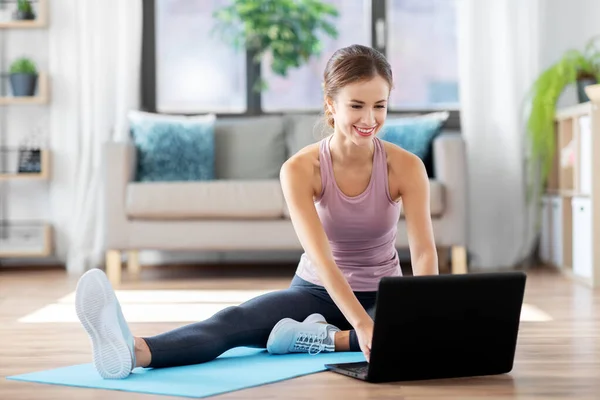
[
  {"x1": 0, "y1": 0, "x2": 48, "y2": 29},
  {"x1": 0, "y1": 0, "x2": 53, "y2": 262},
  {"x1": 0, "y1": 72, "x2": 49, "y2": 105},
  {"x1": 540, "y1": 84, "x2": 600, "y2": 287},
  {"x1": 0, "y1": 221, "x2": 53, "y2": 258}
]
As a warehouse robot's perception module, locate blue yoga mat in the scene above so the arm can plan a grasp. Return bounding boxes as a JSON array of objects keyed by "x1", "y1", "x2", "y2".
[{"x1": 6, "y1": 347, "x2": 366, "y2": 398}]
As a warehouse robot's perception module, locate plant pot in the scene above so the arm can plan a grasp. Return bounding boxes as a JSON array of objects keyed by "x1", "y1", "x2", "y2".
[
  {"x1": 13, "y1": 10, "x2": 35, "y2": 20},
  {"x1": 577, "y1": 78, "x2": 597, "y2": 103},
  {"x1": 9, "y1": 73, "x2": 38, "y2": 97}
]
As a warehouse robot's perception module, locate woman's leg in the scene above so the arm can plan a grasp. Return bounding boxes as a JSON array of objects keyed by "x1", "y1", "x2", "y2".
[
  {"x1": 141, "y1": 283, "x2": 344, "y2": 368},
  {"x1": 76, "y1": 269, "x2": 341, "y2": 378}
]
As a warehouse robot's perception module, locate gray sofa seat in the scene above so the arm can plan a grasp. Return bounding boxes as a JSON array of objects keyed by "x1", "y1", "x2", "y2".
[
  {"x1": 126, "y1": 180, "x2": 285, "y2": 220},
  {"x1": 127, "y1": 178, "x2": 445, "y2": 221}
]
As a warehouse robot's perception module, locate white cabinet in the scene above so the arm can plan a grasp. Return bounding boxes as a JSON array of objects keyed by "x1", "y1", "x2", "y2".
[
  {"x1": 540, "y1": 196, "x2": 552, "y2": 264},
  {"x1": 551, "y1": 196, "x2": 563, "y2": 267},
  {"x1": 579, "y1": 116, "x2": 592, "y2": 195},
  {"x1": 572, "y1": 197, "x2": 593, "y2": 279}
]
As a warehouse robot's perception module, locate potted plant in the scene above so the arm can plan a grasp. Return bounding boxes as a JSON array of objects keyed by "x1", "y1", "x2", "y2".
[
  {"x1": 13, "y1": 0, "x2": 35, "y2": 20},
  {"x1": 211, "y1": 0, "x2": 339, "y2": 92},
  {"x1": 9, "y1": 57, "x2": 38, "y2": 97},
  {"x1": 525, "y1": 36, "x2": 600, "y2": 199}
]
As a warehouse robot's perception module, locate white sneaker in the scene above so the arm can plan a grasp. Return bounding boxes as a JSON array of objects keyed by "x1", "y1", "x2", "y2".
[
  {"x1": 267, "y1": 317, "x2": 340, "y2": 355},
  {"x1": 75, "y1": 269, "x2": 135, "y2": 379},
  {"x1": 303, "y1": 313, "x2": 327, "y2": 324}
]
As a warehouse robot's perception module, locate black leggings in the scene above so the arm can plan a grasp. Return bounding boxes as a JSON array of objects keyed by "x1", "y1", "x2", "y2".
[{"x1": 143, "y1": 275, "x2": 377, "y2": 368}]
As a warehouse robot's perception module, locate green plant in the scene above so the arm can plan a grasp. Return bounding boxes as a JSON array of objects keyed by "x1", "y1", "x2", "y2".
[
  {"x1": 9, "y1": 57, "x2": 37, "y2": 74},
  {"x1": 17, "y1": 0, "x2": 33, "y2": 13},
  {"x1": 525, "y1": 36, "x2": 600, "y2": 200},
  {"x1": 212, "y1": 0, "x2": 339, "y2": 92}
]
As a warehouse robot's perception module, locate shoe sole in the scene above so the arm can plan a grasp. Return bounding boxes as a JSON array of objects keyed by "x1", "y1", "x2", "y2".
[{"x1": 75, "y1": 270, "x2": 133, "y2": 379}]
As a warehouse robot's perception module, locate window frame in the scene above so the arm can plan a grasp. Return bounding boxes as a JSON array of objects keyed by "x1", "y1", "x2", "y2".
[{"x1": 141, "y1": 0, "x2": 460, "y2": 130}]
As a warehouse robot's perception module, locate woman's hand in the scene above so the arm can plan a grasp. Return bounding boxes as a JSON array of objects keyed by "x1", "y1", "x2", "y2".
[{"x1": 354, "y1": 318, "x2": 374, "y2": 362}]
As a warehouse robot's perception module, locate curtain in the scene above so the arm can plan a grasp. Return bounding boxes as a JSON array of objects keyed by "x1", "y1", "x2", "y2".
[
  {"x1": 48, "y1": 0, "x2": 142, "y2": 275},
  {"x1": 455, "y1": 0, "x2": 543, "y2": 269}
]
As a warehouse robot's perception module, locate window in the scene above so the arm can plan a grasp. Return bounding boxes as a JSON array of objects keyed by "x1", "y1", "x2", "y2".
[
  {"x1": 261, "y1": 0, "x2": 371, "y2": 112},
  {"x1": 145, "y1": 0, "x2": 459, "y2": 118},
  {"x1": 387, "y1": 0, "x2": 459, "y2": 110},
  {"x1": 155, "y1": 0, "x2": 247, "y2": 113}
]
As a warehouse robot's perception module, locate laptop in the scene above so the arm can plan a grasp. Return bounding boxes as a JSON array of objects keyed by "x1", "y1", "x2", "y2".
[{"x1": 324, "y1": 271, "x2": 526, "y2": 383}]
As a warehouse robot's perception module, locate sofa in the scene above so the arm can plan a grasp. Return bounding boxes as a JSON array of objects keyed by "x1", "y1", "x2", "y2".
[{"x1": 102, "y1": 114, "x2": 468, "y2": 286}]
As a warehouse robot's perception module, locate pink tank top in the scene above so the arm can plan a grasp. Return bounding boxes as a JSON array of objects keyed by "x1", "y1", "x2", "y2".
[{"x1": 295, "y1": 135, "x2": 402, "y2": 292}]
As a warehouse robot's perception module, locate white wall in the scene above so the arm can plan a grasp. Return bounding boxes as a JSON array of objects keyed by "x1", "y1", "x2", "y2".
[{"x1": 2, "y1": 0, "x2": 600, "y2": 267}]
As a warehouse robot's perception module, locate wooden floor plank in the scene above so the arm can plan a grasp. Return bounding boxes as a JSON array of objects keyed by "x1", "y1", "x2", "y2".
[{"x1": 1, "y1": 264, "x2": 599, "y2": 399}]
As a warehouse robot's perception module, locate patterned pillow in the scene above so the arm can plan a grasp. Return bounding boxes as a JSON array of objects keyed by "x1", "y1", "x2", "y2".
[
  {"x1": 128, "y1": 111, "x2": 216, "y2": 182},
  {"x1": 378, "y1": 112, "x2": 449, "y2": 160}
]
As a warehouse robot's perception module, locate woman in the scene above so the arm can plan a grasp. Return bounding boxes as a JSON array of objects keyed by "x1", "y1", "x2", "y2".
[{"x1": 75, "y1": 44, "x2": 438, "y2": 379}]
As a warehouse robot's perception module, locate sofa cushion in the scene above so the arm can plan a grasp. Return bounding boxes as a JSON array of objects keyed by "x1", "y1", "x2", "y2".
[
  {"x1": 126, "y1": 180, "x2": 285, "y2": 219},
  {"x1": 285, "y1": 114, "x2": 331, "y2": 157},
  {"x1": 214, "y1": 116, "x2": 286, "y2": 179},
  {"x1": 282, "y1": 180, "x2": 445, "y2": 219},
  {"x1": 128, "y1": 111, "x2": 216, "y2": 182},
  {"x1": 379, "y1": 112, "x2": 449, "y2": 159}
]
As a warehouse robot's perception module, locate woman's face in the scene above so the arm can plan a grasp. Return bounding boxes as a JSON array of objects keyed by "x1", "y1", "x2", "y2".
[{"x1": 327, "y1": 75, "x2": 390, "y2": 147}]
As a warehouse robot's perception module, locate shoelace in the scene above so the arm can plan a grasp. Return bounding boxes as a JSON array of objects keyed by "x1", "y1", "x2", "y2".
[{"x1": 293, "y1": 331, "x2": 329, "y2": 355}]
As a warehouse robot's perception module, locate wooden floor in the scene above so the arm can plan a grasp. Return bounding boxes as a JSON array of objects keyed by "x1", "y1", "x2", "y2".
[{"x1": 1, "y1": 263, "x2": 599, "y2": 399}]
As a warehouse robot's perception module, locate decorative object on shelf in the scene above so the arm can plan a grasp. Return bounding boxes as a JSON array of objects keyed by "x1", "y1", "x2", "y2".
[
  {"x1": 12, "y1": 0, "x2": 35, "y2": 20},
  {"x1": 16, "y1": 124, "x2": 46, "y2": 173},
  {"x1": 211, "y1": 0, "x2": 339, "y2": 92},
  {"x1": 9, "y1": 57, "x2": 38, "y2": 96},
  {"x1": 17, "y1": 148, "x2": 41, "y2": 173},
  {"x1": 525, "y1": 35, "x2": 600, "y2": 200},
  {"x1": 560, "y1": 138, "x2": 576, "y2": 168}
]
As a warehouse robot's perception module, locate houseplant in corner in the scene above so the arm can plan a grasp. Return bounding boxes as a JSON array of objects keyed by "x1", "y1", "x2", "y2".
[
  {"x1": 525, "y1": 35, "x2": 600, "y2": 199},
  {"x1": 9, "y1": 57, "x2": 38, "y2": 97},
  {"x1": 211, "y1": 0, "x2": 339, "y2": 92}
]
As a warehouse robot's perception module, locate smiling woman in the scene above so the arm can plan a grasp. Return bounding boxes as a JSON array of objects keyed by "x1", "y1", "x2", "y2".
[{"x1": 72, "y1": 44, "x2": 439, "y2": 381}]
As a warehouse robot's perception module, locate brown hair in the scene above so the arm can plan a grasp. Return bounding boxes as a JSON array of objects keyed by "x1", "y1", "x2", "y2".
[{"x1": 323, "y1": 45, "x2": 393, "y2": 128}]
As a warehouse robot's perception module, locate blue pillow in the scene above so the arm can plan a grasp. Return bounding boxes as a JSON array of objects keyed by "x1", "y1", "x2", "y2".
[
  {"x1": 378, "y1": 112, "x2": 449, "y2": 160},
  {"x1": 128, "y1": 111, "x2": 216, "y2": 182}
]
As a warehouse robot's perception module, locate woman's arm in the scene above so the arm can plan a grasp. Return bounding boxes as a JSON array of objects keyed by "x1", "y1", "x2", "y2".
[
  {"x1": 280, "y1": 156, "x2": 372, "y2": 329},
  {"x1": 397, "y1": 152, "x2": 439, "y2": 276}
]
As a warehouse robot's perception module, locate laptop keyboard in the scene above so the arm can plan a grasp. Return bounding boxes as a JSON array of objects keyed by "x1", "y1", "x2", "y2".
[{"x1": 345, "y1": 364, "x2": 370, "y2": 375}]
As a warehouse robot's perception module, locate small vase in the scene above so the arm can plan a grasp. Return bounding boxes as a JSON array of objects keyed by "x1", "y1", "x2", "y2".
[
  {"x1": 9, "y1": 73, "x2": 38, "y2": 97},
  {"x1": 13, "y1": 10, "x2": 35, "y2": 20},
  {"x1": 577, "y1": 78, "x2": 597, "y2": 103}
]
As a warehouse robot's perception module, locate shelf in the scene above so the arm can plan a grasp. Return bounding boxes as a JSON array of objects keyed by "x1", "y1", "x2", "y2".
[
  {"x1": 0, "y1": 0, "x2": 48, "y2": 29},
  {"x1": 541, "y1": 84, "x2": 600, "y2": 288},
  {"x1": 555, "y1": 102, "x2": 592, "y2": 121},
  {"x1": 0, "y1": 148, "x2": 50, "y2": 180},
  {"x1": 0, "y1": 19, "x2": 45, "y2": 29},
  {"x1": 545, "y1": 189, "x2": 590, "y2": 198},
  {"x1": 0, "y1": 72, "x2": 49, "y2": 105},
  {"x1": 0, "y1": 222, "x2": 53, "y2": 258}
]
